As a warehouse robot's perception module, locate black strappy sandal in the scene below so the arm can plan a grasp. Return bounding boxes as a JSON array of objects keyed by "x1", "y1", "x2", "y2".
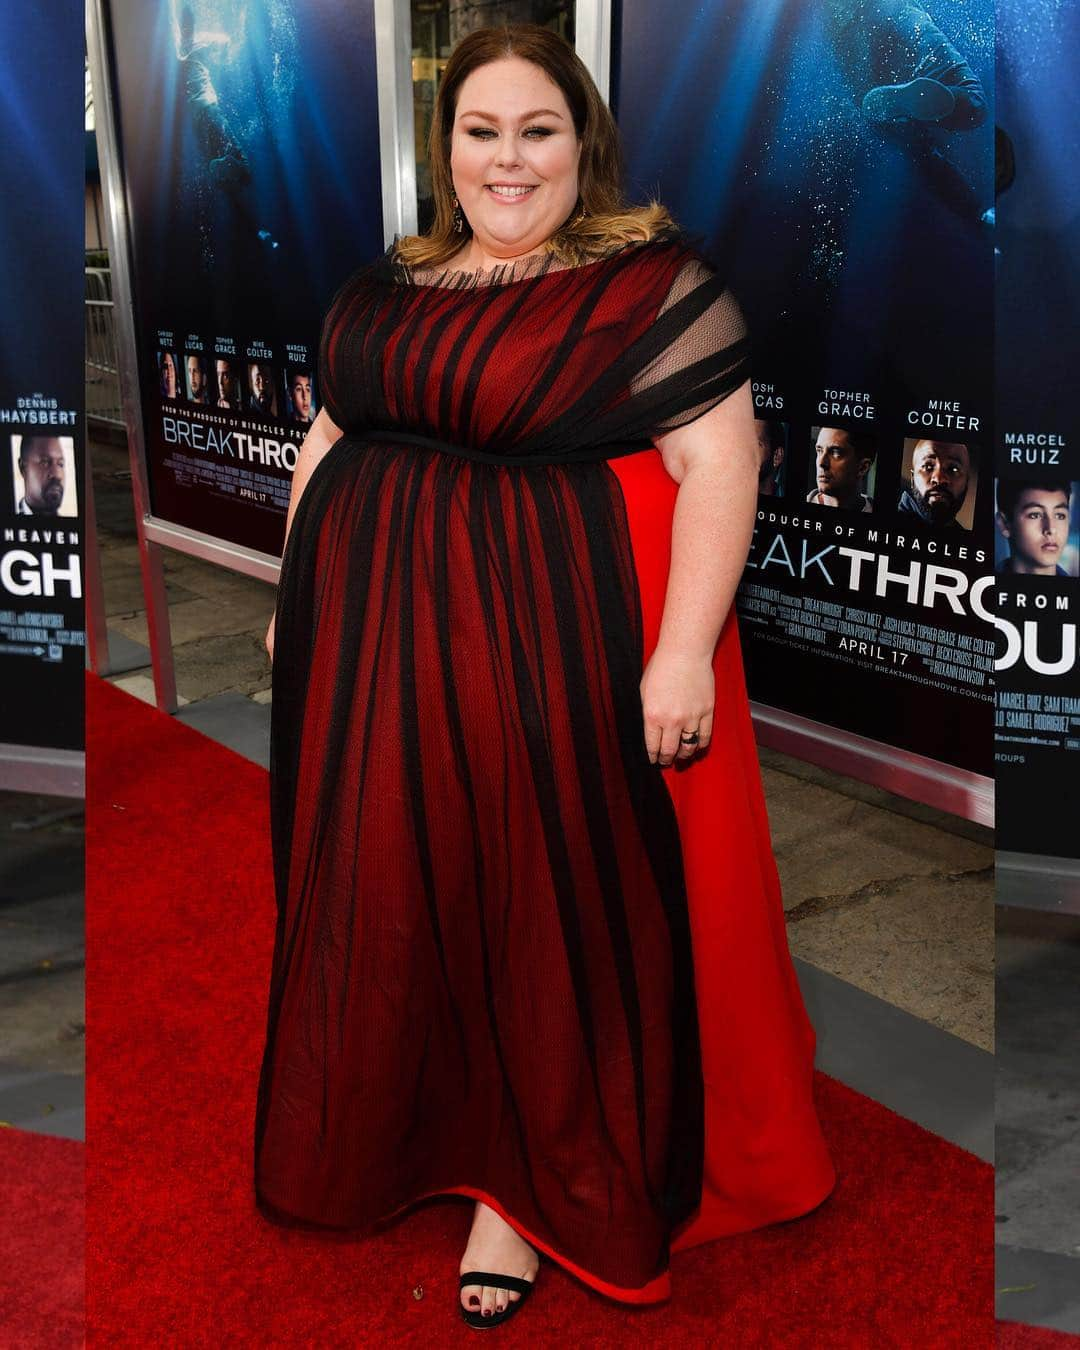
[{"x1": 458, "y1": 1270, "x2": 536, "y2": 1329}]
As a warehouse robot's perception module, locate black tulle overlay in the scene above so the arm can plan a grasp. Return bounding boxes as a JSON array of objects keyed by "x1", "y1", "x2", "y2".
[{"x1": 254, "y1": 230, "x2": 753, "y2": 1295}]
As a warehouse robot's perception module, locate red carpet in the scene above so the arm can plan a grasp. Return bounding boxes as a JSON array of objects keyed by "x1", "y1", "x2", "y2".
[
  {"x1": 0, "y1": 1127, "x2": 83, "y2": 1346},
  {"x1": 85, "y1": 671, "x2": 994, "y2": 1344}
]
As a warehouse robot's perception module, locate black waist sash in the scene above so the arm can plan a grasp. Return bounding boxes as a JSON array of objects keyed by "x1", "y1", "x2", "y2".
[{"x1": 341, "y1": 428, "x2": 656, "y2": 466}]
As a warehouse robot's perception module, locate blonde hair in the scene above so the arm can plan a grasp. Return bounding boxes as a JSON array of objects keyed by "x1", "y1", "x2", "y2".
[{"x1": 394, "y1": 23, "x2": 677, "y2": 270}]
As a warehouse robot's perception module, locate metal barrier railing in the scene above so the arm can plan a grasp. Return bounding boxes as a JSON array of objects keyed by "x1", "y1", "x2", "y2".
[{"x1": 86, "y1": 266, "x2": 124, "y2": 427}]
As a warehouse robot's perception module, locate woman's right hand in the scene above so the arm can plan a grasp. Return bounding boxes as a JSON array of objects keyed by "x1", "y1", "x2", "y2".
[{"x1": 265, "y1": 610, "x2": 276, "y2": 662}]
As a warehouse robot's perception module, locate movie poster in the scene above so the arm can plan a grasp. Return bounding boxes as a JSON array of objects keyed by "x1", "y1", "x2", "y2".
[
  {"x1": 993, "y1": 0, "x2": 1080, "y2": 857},
  {"x1": 0, "y1": 0, "x2": 85, "y2": 753},
  {"x1": 105, "y1": 0, "x2": 383, "y2": 557},
  {"x1": 616, "y1": 0, "x2": 995, "y2": 777}
]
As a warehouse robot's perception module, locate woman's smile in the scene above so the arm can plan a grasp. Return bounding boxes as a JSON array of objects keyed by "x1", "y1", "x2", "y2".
[{"x1": 485, "y1": 183, "x2": 538, "y2": 200}]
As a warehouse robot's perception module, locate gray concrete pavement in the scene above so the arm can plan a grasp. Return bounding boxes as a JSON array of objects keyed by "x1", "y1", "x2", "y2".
[
  {"x1": 761, "y1": 746, "x2": 994, "y2": 1052},
  {"x1": 996, "y1": 907, "x2": 1080, "y2": 1258},
  {"x1": 995, "y1": 906, "x2": 1080, "y2": 1333},
  {"x1": 0, "y1": 792, "x2": 85, "y2": 1139}
]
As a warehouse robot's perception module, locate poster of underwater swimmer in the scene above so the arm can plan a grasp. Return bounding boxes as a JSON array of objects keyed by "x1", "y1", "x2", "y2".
[
  {"x1": 993, "y1": 0, "x2": 1080, "y2": 858},
  {"x1": 0, "y1": 0, "x2": 85, "y2": 753},
  {"x1": 104, "y1": 0, "x2": 383, "y2": 557},
  {"x1": 616, "y1": 0, "x2": 995, "y2": 778}
]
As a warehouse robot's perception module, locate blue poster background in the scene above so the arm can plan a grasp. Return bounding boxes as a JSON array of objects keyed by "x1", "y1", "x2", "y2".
[{"x1": 616, "y1": 0, "x2": 993, "y2": 407}]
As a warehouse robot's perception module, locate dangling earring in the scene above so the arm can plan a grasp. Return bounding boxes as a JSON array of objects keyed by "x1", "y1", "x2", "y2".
[{"x1": 451, "y1": 192, "x2": 464, "y2": 233}]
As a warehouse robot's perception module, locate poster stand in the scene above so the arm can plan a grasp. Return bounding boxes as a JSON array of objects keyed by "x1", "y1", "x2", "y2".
[
  {"x1": 753, "y1": 703, "x2": 994, "y2": 827},
  {"x1": 85, "y1": 0, "x2": 416, "y2": 710},
  {"x1": 86, "y1": 0, "x2": 177, "y2": 710},
  {"x1": 0, "y1": 745, "x2": 84, "y2": 798},
  {"x1": 996, "y1": 854, "x2": 1080, "y2": 916}
]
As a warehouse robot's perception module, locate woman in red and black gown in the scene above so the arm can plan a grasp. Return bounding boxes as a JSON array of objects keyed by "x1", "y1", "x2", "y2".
[{"x1": 254, "y1": 23, "x2": 835, "y2": 1328}]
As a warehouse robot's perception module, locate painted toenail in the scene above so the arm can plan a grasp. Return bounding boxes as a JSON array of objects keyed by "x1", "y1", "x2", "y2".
[
  {"x1": 469, "y1": 1296, "x2": 479, "y2": 1307},
  {"x1": 483, "y1": 1309, "x2": 491, "y2": 1317}
]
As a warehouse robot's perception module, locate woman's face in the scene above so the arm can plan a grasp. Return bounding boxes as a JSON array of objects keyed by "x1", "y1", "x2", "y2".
[
  {"x1": 450, "y1": 57, "x2": 581, "y2": 259},
  {"x1": 162, "y1": 352, "x2": 177, "y2": 397}
]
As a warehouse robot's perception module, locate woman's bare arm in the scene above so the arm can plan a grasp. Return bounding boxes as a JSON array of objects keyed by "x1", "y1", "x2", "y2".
[
  {"x1": 639, "y1": 378, "x2": 758, "y2": 764},
  {"x1": 265, "y1": 407, "x2": 343, "y2": 658},
  {"x1": 652, "y1": 377, "x2": 757, "y2": 658}
]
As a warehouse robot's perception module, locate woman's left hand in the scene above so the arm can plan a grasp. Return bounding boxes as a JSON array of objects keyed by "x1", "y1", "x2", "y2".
[{"x1": 639, "y1": 645, "x2": 715, "y2": 767}]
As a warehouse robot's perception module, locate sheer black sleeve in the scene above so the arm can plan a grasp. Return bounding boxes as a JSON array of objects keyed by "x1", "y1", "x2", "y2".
[{"x1": 628, "y1": 253, "x2": 751, "y2": 436}]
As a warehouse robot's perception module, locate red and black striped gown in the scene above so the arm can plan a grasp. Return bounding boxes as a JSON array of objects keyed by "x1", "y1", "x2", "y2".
[{"x1": 254, "y1": 227, "x2": 835, "y2": 1302}]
